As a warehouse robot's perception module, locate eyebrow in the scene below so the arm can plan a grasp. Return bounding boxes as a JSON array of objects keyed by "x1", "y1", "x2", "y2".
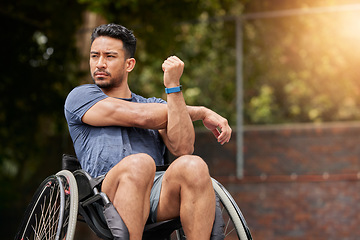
[
  {"x1": 105, "y1": 51, "x2": 119, "y2": 55},
  {"x1": 90, "y1": 51, "x2": 119, "y2": 55}
]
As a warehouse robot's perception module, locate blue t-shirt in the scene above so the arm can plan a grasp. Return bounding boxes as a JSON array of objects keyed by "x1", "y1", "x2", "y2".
[{"x1": 64, "y1": 84, "x2": 167, "y2": 177}]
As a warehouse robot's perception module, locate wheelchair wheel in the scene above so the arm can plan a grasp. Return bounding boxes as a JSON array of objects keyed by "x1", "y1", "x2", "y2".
[
  {"x1": 171, "y1": 178, "x2": 252, "y2": 240},
  {"x1": 211, "y1": 178, "x2": 252, "y2": 240},
  {"x1": 14, "y1": 170, "x2": 78, "y2": 240}
]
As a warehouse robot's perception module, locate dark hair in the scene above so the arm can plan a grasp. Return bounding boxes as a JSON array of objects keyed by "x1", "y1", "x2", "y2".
[{"x1": 91, "y1": 23, "x2": 137, "y2": 58}]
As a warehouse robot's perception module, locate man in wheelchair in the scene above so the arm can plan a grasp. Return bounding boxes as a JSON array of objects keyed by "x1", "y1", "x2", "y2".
[{"x1": 64, "y1": 23, "x2": 232, "y2": 240}]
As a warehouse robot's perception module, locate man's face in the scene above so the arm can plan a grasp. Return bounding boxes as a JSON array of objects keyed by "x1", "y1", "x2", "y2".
[{"x1": 90, "y1": 36, "x2": 128, "y2": 89}]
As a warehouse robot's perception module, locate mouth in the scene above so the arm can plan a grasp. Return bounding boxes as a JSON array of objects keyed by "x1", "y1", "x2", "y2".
[
  {"x1": 95, "y1": 73, "x2": 108, "y2": 78},
  {"x1": 94, "y1": 70, "x2": 111, "y2": 78}
]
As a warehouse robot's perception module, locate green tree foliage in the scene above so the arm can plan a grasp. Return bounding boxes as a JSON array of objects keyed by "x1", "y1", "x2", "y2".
[
  {"x1": 243, "y1": 0, "x2": 360, "y2": 123},
  {"x1": 0, "y1": 0, "x2": 85, "y2": 237}
]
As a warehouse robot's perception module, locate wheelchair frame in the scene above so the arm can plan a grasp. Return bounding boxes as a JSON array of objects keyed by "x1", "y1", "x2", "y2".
[{"x1": 14, "y1": 154, "x2": 252, "y2": 240}]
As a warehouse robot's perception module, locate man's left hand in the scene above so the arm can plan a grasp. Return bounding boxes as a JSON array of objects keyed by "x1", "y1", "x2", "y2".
[{"x1": 202, "y1": 109, "x2": 232, "y2": 145}]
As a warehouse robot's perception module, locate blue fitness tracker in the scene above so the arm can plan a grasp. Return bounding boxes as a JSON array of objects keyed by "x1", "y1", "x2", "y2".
[{"x1": 165, "y1": 85, "x2": 182, "y2": 94}]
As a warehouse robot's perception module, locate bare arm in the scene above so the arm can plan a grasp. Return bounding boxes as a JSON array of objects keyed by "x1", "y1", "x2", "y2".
[
  {"x1": 158, "y1": 57, "x2": 232, "y2": 155},
  {"x1": 158, "y1": 56, "x2": 195, "y2": 156},
  {"x1": 82, "y1": 97, "x2": 168, "y2": 129},
  {"x1": 187, "y1": 106, "x2": 232, "y2": 145},
  {"x1": 82, "y1": 92, "x2": 230, "y2": 149}
]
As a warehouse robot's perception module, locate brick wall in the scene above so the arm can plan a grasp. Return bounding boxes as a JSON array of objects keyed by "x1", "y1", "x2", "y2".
[{"x1": 194, "y1": 121, "x2": 360, "y2": 240}]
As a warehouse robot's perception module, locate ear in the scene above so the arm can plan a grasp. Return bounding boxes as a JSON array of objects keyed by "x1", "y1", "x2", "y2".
[{"x1": 126, "y1": 58, "x2": 136, "y2": 73}]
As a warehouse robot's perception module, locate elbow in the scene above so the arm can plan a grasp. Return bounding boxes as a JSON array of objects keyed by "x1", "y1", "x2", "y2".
[
  {"x1": 171, "y1": 141, "x2": 195, "y2": 157},
  {"x1": 179, "y1": 145, "x2": 195, "y2": 156},
  {"x1": 173, "y1": 130, "x2": 195, "y2": 156}
]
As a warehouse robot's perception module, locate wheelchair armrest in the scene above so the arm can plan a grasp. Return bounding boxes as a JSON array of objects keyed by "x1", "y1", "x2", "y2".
[
  {"x1": 73, "y1": 170, "x2": 105, "y2": 201},
  {"x1": 82, "y1": 192, "x2": 110, "y2": 207},
  {"x1": 62, "y1": 154, "x2": 82, "y2": 172}
]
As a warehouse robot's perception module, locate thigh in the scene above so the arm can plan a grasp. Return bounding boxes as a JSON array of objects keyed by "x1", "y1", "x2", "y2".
[
  {"x1": 155, "y1": 156, "x2": 197, "y2": 222},
  {"x1": 155, "y1": 167, "x2": 182, "y2": 222},
  {"x1": 101, "y1": 153, "x2": 156, "y2": 199},
  {"x1": 155, "y1": 155, "x2": 212, "y2": 222}
]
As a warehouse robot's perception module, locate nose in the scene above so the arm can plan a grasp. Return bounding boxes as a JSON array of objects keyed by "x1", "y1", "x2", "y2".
[{"x1": 96, "y1": 56, "x2": 107, "y2": 69}]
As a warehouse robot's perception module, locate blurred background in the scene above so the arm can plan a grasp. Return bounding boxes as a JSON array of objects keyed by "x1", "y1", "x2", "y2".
[{"x1": 1, "y1": 0, "x2": 360, "y2": 239}]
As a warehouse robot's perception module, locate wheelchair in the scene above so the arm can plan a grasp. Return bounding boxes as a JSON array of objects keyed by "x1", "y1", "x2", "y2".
[{"x1": 14, "y1": 154, "x2": 252, "y2": 240}]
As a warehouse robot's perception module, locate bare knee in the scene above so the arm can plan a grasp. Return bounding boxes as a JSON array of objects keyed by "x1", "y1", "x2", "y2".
[
  {"x1": 105, "y1": 153, "x2": 156, "y2": 189},
  {"x1": 123, "y1": 153, "x2": 155, "y2": 182},
  {"x1": 174, "y1": 155, "x2": 211, "y2": 188}
]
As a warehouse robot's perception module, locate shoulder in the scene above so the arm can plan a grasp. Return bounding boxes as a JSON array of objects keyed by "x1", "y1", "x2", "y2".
[
  {"x1": 67, "y1": 84, "x2": 103, "y2": 98},
  {"x1": 66, "y1": 84, "x2": 106, "y2": 104},
  {"x1": 64, "y1": 84, "x2": 108, "y2": 116},
  {"x1": 131, "y1": 92, "x2": 167, "y2": 104}
]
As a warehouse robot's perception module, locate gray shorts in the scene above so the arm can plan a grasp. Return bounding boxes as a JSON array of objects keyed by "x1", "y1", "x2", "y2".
[{"x1": 149, "y1": 170, "x2": 165, "y2": 223}]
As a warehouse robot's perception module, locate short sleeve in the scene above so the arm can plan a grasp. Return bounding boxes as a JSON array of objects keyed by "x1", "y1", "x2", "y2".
[{"x1": 64, "y1": 84, "x2": 108, "y2": 126}]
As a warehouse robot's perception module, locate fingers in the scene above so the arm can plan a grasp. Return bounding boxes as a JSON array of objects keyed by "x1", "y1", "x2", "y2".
[
  {"x1": 162, "y1": 56, "x2": 184, "y2": 88},
  {"x1": 164, "y1": 55, "x2": 181, "y2": 63},
  {"x1": 217, "y1": 124, "x2": 232, "y2": 145},
  {"x1": 215, "y1": 119, "x2": 232, "y2": 145},
  {"x1": 207, "y1": 120, "x2": 231, "y2": 145},
  {"x1": 202, "y1": 109, "x2": 232, "y2": 145},
  {"x1": 162, "y1": 56, "x2": 183, "y2": 72},
  {"x1": 211, "y1": 128, "x2": 220, "y2": 139},
  {"x1": 211, "y1": 114, "x2": 232, "y2": 145}
]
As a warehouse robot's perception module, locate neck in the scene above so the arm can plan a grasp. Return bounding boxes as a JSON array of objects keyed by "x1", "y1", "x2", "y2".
[{"x1": 101, "y1": 84, "x2": 132, "y2": 99}]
